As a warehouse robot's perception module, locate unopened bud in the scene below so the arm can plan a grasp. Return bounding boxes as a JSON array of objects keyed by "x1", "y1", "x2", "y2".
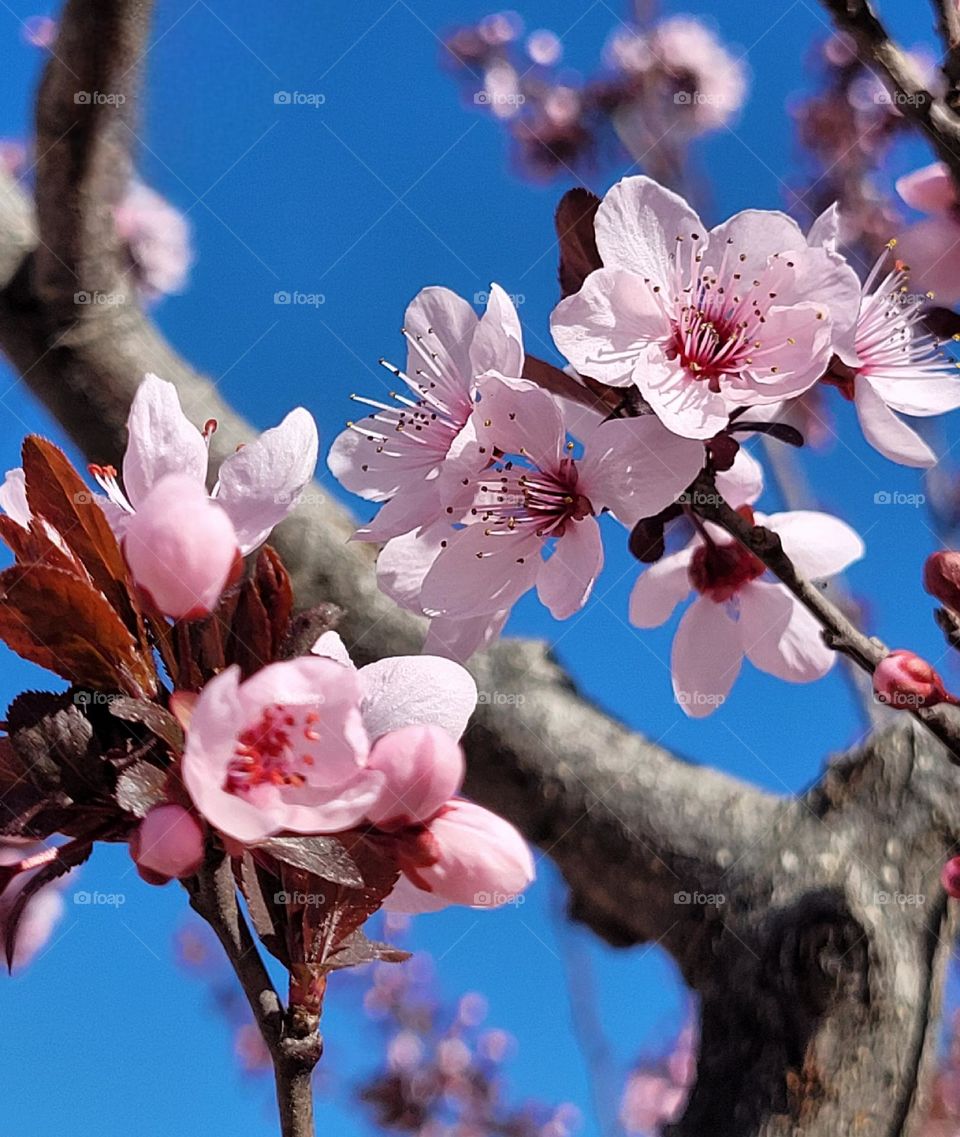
[
  {"x1": 924, "y1": 550, "x2": 960, "y2": 613},
  {"x1": 130, "y1": 804, "x2": 205, "y2": 885},
  {"x1": 873, "y1": 649, "x2": 955, "y2": 710},
  {"x1": 942, "y1": 856, "x2": 960, "y2": 899}
]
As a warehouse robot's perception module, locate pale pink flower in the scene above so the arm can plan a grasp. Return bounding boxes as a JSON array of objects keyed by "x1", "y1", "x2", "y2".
[
  {"x1": 417, "y1": 373, "x2": 705, "y2": 623},
  {"x1": 0, "y1": 468, "x2": 30, "y2": 528},
  {"x1": 123, "y1": 473, "x2": 238, "y2": 620},
  {"x1": 895, "y1": 163, "x2": 960, "y2": 307},
  {"x1": 181, "y1": 657, "x2": 382, "y2": 844},
  {"x1": 0, "y1": 840, "x2": 68, "y2": 972},
  {"x1": 630, "y1": 507, "x2": 864, "y2": 716},
  {"x1": 808, "y1": 207, "x2": 960, "y2": 466},
  {"x1": 311, "y1": 630, "x2": 475, "y2": 827},
  {"x1": 328, "y1": 284, "x2": 523, "y2": 544},
  {"x1": 114, "y1": 181, "x2": 193, "y2": 302},
  {"x1": 385, "y1": 799, "x2": 535, "y2": 914},
  {"x1": 551, "y1": 176, "x2": 861, "y2": 439},
  {"x1": 131, "y1": 803, "x2": 205, "y2": 883},
  {"x1": 91, "y1": 373, "x2": 318, "y2": 554},
  {"x1": 620, "y1": 1073, "x2": 686, "y2": 1134},
  {"x1": 649, "y1": 16, "x2": 748, "y2": 132}
]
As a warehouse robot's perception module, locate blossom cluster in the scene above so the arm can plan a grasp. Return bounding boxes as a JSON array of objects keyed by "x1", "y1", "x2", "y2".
[{"x1": 329, "y1": 174, "x2": 960, "y2": 713}]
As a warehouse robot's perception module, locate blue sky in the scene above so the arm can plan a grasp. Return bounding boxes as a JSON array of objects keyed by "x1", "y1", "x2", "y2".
[{"x1": 0, "y1": 2, "x2": 954, "y2": 1135}]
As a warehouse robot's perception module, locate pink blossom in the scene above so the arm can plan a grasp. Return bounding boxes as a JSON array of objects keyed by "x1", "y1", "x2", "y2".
[
  {"x1": 649, "y1": 16, "x2": 748, "y2": 132},
  {"x1": 630, "y1": 506, "x2": 864, "y2": 716},
  {"x1": 327, "y1": 284, "x2": 523, "y2": 544},
  {"x1": 114, "y1": 180, "x2": 193, "y2": 302},
  {"x1": 551, "y1": 176, "x2": 861, "y2": 439},
  {"x1": 0, "y1": 468, "x2": 30, "y2": 528},
  {"x1": 415, "y1": 373, "x2": 705, "y2": 623},
  {"x1": 123, "y1": 473, "x2": 239, "y2": 620},
  {"x1": 895, "y1": 163, "x2": 960, "y2": 307},
  {"x1": 386, "y1": 799, "x2": 535, "y2": 914},
  {"x1": 0, "y1": 840, "x2": 68, "y2": 972},
  {"x1": 181, "y1": 657, "x2": 382, "y2": 844},
  {"x1": 873, "y1": 649, "x2": 954, "y2": 710},
  {"x1": 91, "y1": 373, "x2": 318, "y2": 555},
  {"x1": 131, "y1": 803, "x2": 205, "y2": 883},
  {"x1": 808, "y1": 208, "x2": 960, "y2": 466},
  {"x1": 311, "y1": 631, "x2": 475, "y2": 826}
]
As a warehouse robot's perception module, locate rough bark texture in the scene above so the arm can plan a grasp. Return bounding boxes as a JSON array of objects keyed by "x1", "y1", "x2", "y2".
[{"x1": 1, "y1": 3, "x2": 959, "y2": 1136}]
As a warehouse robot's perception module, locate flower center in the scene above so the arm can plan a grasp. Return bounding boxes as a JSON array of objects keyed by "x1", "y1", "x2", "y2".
[
  {"x1": 669, "y1": 305, "x2": 751, "y2": 393},
  {"x1": 688, "y1": 514, "x2": 765, "y2": 602},
  {"x1": 478, "y1": 454, "x2": 594, "y2": 540},
  {"x1": 225, "y1": 704, "x2": 321, "y2": 795}
]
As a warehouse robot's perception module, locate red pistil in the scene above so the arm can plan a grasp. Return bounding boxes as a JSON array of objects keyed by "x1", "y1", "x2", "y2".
[
  {"x1": 689, "y1": 510, "x2": 765, "y2": 602},
  {"x1": 225, "y1": 704, "x2": 320, "y2": 794}
]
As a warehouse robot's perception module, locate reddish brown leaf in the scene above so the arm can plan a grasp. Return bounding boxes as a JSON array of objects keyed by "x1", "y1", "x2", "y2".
[
  {"x1": 228, "y1": 577, "x2": 273, "y2": 678},
  {"x1": 556, "y1": 187, "x2": 601, "y2": 298},
  {"x1": 260, "y1": 835, "x2": 364, "y2": 887},
  {"x1": 256, "y1": 545, "x2": 293, "y2": 657},
  {"x1": 107, "y1": 697, "x2": 184, "y2": 752},
  {"x1": 0, "y1": 564, "x2": 155, "y2": 696},
  {"x1": 114, "y1": 760, "x2": 168, "y2": 818},
  {"x1": 521, "y1": 355, "x2": 613, "y2": 413},
  {"x1": 0, "y1": 516, "x2": 87, "y2": 578}
]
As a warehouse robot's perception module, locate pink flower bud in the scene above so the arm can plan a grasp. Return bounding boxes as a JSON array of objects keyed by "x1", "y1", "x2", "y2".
[
  {"x1": 131, "y1": 804, "x2": 205, "y2": 884},
  {"x1": 388, "y1": 799, "x2": 535, "y2": 912},
  {"x1": 872, "y1": 649, "x2": 954, "y2": 710},
  {"x1": 924, "y1": 550, "x2": 960, "y2": 613},
  {"x1": 942, "y1": 856, "x2": 960, "y2": 899},
  {"x1": 123, "y1": 473, "x2": 238, "y2": 620},
  {"x1": 366, "y1": 724, "x2": 465, "y2": 829}
]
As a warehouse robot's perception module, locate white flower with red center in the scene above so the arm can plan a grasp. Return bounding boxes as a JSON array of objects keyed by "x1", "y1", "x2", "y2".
[
  {"x1": 327, "y1": 284, "x2": 523, "y2": 544},
  {"x1": 630, "y1": 506, "x2": 864, "y2": 717},
  {"x1": 819, "y1": 243, "x2": 960, "y2": 467},
  {"x1": 88, "y1": 373, "x2": 318, "y2": 555},
  {"x1": 416, "y1": 373, "x2": 705, "y2": 623},
  {"x1": 550, "y1": 176, "x2": 862, "y2": 440}
]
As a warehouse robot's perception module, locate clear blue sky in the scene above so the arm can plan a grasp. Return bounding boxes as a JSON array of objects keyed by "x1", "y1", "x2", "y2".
[{"x1": 0, "y1": 2, "x2": 952, "y2": 1135}]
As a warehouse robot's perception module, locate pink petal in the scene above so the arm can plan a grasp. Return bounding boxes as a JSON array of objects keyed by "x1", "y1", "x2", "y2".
[
  {"x1": 896, "y1": 163, "x2": 957, "y2": 214},
  {"x1": 357, "y1": 486, "x2": 441, "y2": 543},
  {"x1": 864, "y1": 372, "x2": 960, "y2": 417},
  {"x1": 280, "y1": 770, "x2": 385, "y2": 836},
  {"x1": 738, "y1": 581, "x2": 834, "y2": 682},
  {"x1": 470, "y1": 283, "x2": 524, "y2": 378},
  {"x1": 807, "y1": 203, "x2": 840, "y2": 251},
  {"x1": 594, "y1": 174, "x2": 703, "y2": 284},
  {"x1": 475, "y1": 373, "x2": 565, "y2": 471},
  {"x1": 422, "y1": 611, "x2": 510, "y2": 662},
  {"x1": 420, "y1": 524, "x2": 541, "y2": 619},
  {"x1": 640, "y1": 358, "x2": 731, "y2": 440},
  {"x1": 715, "y1": 447, "x2": 764, "y2": 506},
  {"x1": 708, "y1": 208, "x2": 805, "y2": 277},
  {"x1": 310, "y1": 631, "x2": 355, "y2": 667},
  {"x1": 535, "y1": 514, "x2": 603, "y2": 619},
  {"x1": 628, "y1": 548, "x2": 694, "y2": 628},
  {"x1": 366, "y1": 724, "x2": 465, "y2": 828},
  {"x1": 0, "y1": 467, "x2": 30, "y2": 528},
  {"x1": 383, "y1": 872, "x2": 450, "y2": 914},
  {"x1": 671, "y1": 597, "x2": 742, "y2": 717},
  {"x1": 760, "y1": 509, "x2": 864, "y2": 578},
  {"x1": 853, "y1": 379, "x2": 937, "y2": 467},
  {"x1": 894, "y1": 216, "x2": 960, "y2": 307},
  {"x1": 358, "y1": 654, "x2": 478, "y2": 740},
  {"x1": 215, "y1": 407, "x2": 319, "y2": 553},
  {"x1": 578, "y1": 416, "x2": 705, "y2": 525},
  {"x1": 550, "y1": 268, "x2": 670, "y2": 387},
  {"x1": 122, "y1": 374, "x2": 208, "y2": 510},
  {"x1": 404, "y1": 287, "x2": 478, "y2": 414},
  {"x1": 376, "y1": 523, "x2": 446, "y2": 608}
]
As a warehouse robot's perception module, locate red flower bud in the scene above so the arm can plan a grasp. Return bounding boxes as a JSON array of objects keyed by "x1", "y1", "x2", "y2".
[
  {"x1": 924, "y1": 551, "x2": 960, "y2": 613},
  {"x1": 873, "y1": 649, "x2": 955, "y2": 710},
  {"x1": 942, "y1": 856, "x2": 960, "y2": 899}
]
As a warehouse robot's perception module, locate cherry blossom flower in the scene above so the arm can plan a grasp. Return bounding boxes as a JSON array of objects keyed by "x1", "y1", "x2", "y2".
[
  {"x1": 385, "y1": 799, "x2": 535, "y2": 914},
  {"x1": 550, "y1": 176, "x2": 861, "y2": 439},
  {"x1": 630, "y1": 506, "x2": 864, "y2": 716},
  {"x1": 181, "y1": 657, "x2": 382, "y2": 844},
  {"x1": 416, "y1": 373, "x2": 705, "y2": 623},
  {"x1": 895, "y1": 163, "x2": 960, "y2": 307},
  {"x1": 327, "y1": 283, "x2": 523, "y2": 544},
  {"x1": 0, "y1": 468, "x2": 29, "y2": 528},
  {"x1": 90, "y1": 373, "x2": 318, "y2": 554},
  {"x1": 0, "y1": 840, "x2": 69, "y2": 972},
  {"x1": 114, "y1": 181, "x2": 193, "y2": 302},
  {"x1": 311, "y1": 630, "x2": 476, "y2": 827},
  {"x1": 123, "y1": 473, "x2": 239, "y2": 620},
  {"x1": 131, "y1": 804, "x2": 205, "y2": 884},
  {"x1": 807, "y1": 208, "x2": 960, "y2": 466}
]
